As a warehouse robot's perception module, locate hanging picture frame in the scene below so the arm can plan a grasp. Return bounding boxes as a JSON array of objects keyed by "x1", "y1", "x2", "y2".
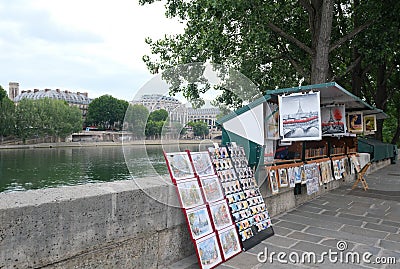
[
  {"x1": 200, "y1": 175, "x2": 224, "y2": 204},
  {"x1": 287, "y1": 167, "x2": 296, "y2": 187},
  {"x1": 278, "y1": 167, "x2": 289, "y2": 187},
  {"x1": 293, "y1": 165, "x2": 302, "y2": 184},
  {"x1": 164, "y1": 151, "x2": 194, "y2": 181},
  {"x1": 321, "y1": 105, "x2": 347, "y2": 135},
  {"x1": 217, "y1": 225, "x2": 242, "y2": 260},
  {"x1": 279, "y1": 91, "x2": 322, "y2": 141},
  {"x1": 190, "y1": 151, "x2": 216, "y2": 177},
  {"x1": 268, "y1": 168, "x2": 279, "y2": 194},
  {"x1": 347, "y1": 112, "x2": 363, "y2": 134},
  {"x1": 209, "y1": 200, "x2": 233, "y2": 231},
  {"x1": 364, "y1": 114, "x2": 377, "y2": 133},
  {"x1": 176, "y1": 178, "x2": 204, "y2": 209},
  {"x1": 194, "y1": 233, "x2": 223, "y2": 269},
  {"x1": 186, "y1": 205, "x2": 213, "y2": 240}
]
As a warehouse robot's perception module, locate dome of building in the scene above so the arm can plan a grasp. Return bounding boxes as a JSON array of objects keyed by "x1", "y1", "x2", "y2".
[{"x1": 14, "y1": 89, "x2": 92, "y2": 105}]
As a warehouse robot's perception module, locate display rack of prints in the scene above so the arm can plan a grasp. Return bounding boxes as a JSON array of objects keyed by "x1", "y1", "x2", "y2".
[
  {"x1": 222, "y1": 144, "x2": 274, "y2": 250},
  {"x1": 164, "y1": 150, "x2": 241, "y2": 269},
  {"x1": 304, "y1": 163, "x2": 321, "y2": 195}
]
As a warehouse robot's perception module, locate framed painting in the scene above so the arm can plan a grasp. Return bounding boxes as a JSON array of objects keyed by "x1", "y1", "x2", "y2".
[
  {"x1": 194, "y1": 233, "x2": 223, "y2": 269},
  {"x1": 217, "y1": 225, "x2": 242, "y2": 260},
  {"x1": 279, "y1": 91, "x2": 322, "y2": 141},
  {"x1": 293, "y1": 166, "x2": 302, "y2": 184},
  {"x1": 364, "y1": 115, "x2": 377, "y2": 133},
  {"x1": 176, "y1": 178, "x2": 204, "y2": 209},
  {"x1": 278, "y1": 168, "x2": 289, "y2": 187},
  {"x1": 164, "y1": 151, "x2": 194, "y2": 181},
  {"x1": 287, "y1": 167, "x2": 296, "y2": 187},
  {"x1": 200, "y1": 175, "x2": 224, "y2": 203},
  {"x1": 321, "y1": 105, "x2": 347, "y2": 135},
  {"x1": 190, "y1": 151, "x2": 216, "y2": 177},
  {"x1": 268, "y1": 168, "x2": 279, "y2": 194},
  {"x1": 347, "y1": 112, "x2": 363, "y2": 134},
  {"x1": 186, "y1": 205, "x2": 213, "y2": 240},
  {"x1": 209, "y1": 200, "x2": 233, "y2": 231}
]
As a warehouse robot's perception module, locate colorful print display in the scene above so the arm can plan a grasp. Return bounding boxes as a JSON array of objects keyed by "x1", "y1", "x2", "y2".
[
  {"x1": 364, "y1": 115, "x2": 377, "y2": 133},
  {"x1": 209, "y1": 200, "x2": 232, "y2": 231},
  {"x1": 176, "y1": 178, "x2": 204, "y2": 208},
  {"x1": 304, "y1": 163, "x2": 321, "y2": 195},
  {"x1": 191, "y1": 152, "x2": 216, "y2": 177},
  {"x1": 209, "y1": 145, "x2": 273, "y2": 246},
  {"x1": 218, "y1": 225, "x2": 242, "y2": 260},
  {"x1": 195, "y1": 233, "x2": 223, "y2": 269},
  {"x1": 279, "y1": 92, "x2": 322, "y2": 141},
  {"x1": 186, "y1": 206, "x2": 214, "y2": 240},
  {"x1": 347, "y1": 112, "x2": 363, "y2": 133},
  {"x1": 164, "y1": 152, "x2": 194, "y2": 181},
  {"x1": 321, "y1": 105, "x2": 347, "y2": 135},
  {"x1": 200, "y1": 176, "x2": 224, "y2": 203}
]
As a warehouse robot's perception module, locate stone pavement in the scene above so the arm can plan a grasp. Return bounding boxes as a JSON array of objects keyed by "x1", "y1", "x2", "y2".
[{"x1": 169, "y1": 161, "x2": 400, "y2": 269}]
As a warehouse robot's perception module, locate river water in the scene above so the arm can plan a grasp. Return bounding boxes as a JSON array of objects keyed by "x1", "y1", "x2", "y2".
[{"x1": 0, "y1": 144, "x2": 208, "y2": 193}]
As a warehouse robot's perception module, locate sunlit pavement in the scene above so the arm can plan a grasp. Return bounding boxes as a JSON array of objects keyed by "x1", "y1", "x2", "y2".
[{"x1": 169, "y1": 161, "x2": 400, "y2": 269}]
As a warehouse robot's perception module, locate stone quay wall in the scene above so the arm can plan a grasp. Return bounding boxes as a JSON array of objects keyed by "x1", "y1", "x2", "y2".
[{"x1": 0, "y1": 158, "x2": 390, "y2": 268}]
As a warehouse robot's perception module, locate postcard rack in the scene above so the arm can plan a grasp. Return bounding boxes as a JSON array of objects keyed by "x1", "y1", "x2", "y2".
[{"x1": 164, "y1": 150, "x2": 242, "y2": 269}]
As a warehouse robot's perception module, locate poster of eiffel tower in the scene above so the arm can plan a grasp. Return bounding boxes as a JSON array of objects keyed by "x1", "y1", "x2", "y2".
[{"x1": 321, "y1": 105, "x2": 347, "y2": 135}]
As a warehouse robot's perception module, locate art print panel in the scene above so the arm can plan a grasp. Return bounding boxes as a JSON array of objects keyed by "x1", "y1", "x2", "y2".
[
  {"x1": 278, "y1": 168, "x2": 288, "y2": 187},
  {"x1": 279, "y1": 92, "x2": 322, "y2": 141},
  {"x1": 177, "y1": 178, "x2": 204, "y2": 208},
  {"x1": 191, "y1": 152, "x2": 215, "y2": 177},
  {"x1": 347, "y1": 112, "x2": 363, "y2": 133},
  {"x1": 209, "y1": 200, "x2": 232, "y2": 230},
  {"x1": 304, "y1": 163, "x2": 320, "y2": 195},
  {"x1": 186, "y1": 206, "x2": 213, "y2": 240},
  {"x1": 200, "y1": 176, "x2": 224, "y2": 203},
  {"x1": 268, "y1": 169, "x2": 279, "y2": 194},
  {"x1": 364, "y1": 115, "x2": 377, "y2": 133},
  {"x1": 293, "y1": 166, "x2": 302, "y2": 184},
  {"x1": 321, "y1": 105, "x2": 347, "y2": 135},
  {"x1": 218, "y1": 225, "x2": 242, "y2": 260},
  {"x1": 195, "y1": 233, "x2": 223, "y2": 269},
  {"x1": 287, "y1": 167, "x2": 296, "y2": 187},
  {"x1": 165, "y1": 152, "x2": 194, "y2": 180}
]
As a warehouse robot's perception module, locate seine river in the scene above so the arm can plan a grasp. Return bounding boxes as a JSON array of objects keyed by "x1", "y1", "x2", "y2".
[{"x1": 0, "y1": 144, "x2": 208, "y2": 193}]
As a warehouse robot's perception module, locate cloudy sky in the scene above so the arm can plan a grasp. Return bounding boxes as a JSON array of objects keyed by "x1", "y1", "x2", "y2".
[{"x1": 0, "y1": 0, "x2": 184, "y2": 101}]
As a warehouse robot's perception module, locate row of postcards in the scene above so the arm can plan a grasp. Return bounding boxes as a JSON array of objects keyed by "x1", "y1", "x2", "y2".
[{"x1": 267, "y1": 155, "x2": 355, "y2": 196}]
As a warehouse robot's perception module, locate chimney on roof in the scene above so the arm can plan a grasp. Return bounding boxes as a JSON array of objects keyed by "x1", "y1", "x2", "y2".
[
  {"x1": 45, "y1": 88, "x2": 50, "y2": 92},
  {"x1": 27, "y1": 90, "x2": 32, "y2": 93},
  {"x1": 22, "y1": 90, "x2": 26, "y2": 94},
  {"x1": 83, "y1": 92, "x2": 88, "y2": 97},
  {"x1": 56, "y1": 89, "x2": 60, "y2": 93},
  {"x1": 77, "y1": 92, "x2": 80, "y2": 95},
  {"x1": 34, "y1": 89, "x2": 39, "y2": 93},
  {"x1": 64, "y1": 90, "x2": 68, "y2": 93}
]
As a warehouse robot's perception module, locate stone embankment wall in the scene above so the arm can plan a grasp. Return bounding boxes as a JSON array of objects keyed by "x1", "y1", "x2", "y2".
[{"x1": 0, "y1": 158, "x2": 390, "y2": 268}]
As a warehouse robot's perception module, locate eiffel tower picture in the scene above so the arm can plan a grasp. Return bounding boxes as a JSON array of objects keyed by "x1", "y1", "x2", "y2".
[{"x1": 321, "y1": 106, "x2": 346, "y2": 134}]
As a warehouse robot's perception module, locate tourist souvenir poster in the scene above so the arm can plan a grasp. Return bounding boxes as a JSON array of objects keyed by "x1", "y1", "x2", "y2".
[
  {"x1": 190, "y1": 151, "x2": 215, "y2": 177},
  {"x1": 268, "y1": 169, "x2": 279, "y2": 194},
  {"x1": 164, "y1": 151, "x2": 194, "y2": 181},
  {"x1": 293, "y1": 166, "x2": 302, "y2": 184},
  {"x1": 176, "y1": 178, "x2": 204, "y2": 209},
  {"x1": 265, "y1": 103, "x2": 279, "y2": 140},
  {"x1": 186, "y1": 205, "x2": 213, "y2": 240},
  {"x1": 200, "y1": 176, "x2": 224, "y2": 203},
  {"x1": 305, "y1": 163, "x2": 320, "y2": 195},
  {"x1": 333, "y1": 160, "x2": 342, "y2": 180},
  {"x1": 278, "y1": 168, "x2": 289, "y2": 187},
  {"x1": 194, "y1": 233, "x2": 223, "y2": 269},
  {"x1": 300, "y1": 165, "x2": 307, "y2": 184},
  {"x1": 287, "y1": 167, "x2": 296, "y2": 187},
  {"x1": 320, "y1": 161, "x2": 333, "y2": 184},
  {"x1": 321, "y1": 105, "x2": 347, "y2": 135},
  {"x1": 364, "y1": 115, "x2": 377, "y2": 133},
  {"x1": 217, "y1": 225, "x2": 242, "y2": 260},
  {"x1": 279, "y1": 91, "x2": 322, "y2": 141},
  {"x1": 347, "y1": 112, "x2": 363, "y2": 133},
  {"x1": 209, "y1": 200, "x2": 233, "y2": 231}
]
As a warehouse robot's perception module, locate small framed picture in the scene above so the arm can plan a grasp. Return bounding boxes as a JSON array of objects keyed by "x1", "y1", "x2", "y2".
[
  {"x1": 347, "y1": 112, "x2": 363, "y2": 133},
  {"x1": 364, "y1": 115, "x2": 377, "y2": 133},
  {"x1": 200, "y1": 175, "x2": 224, "y2": 203},
  {"x1": 268, "y1": 169, "x2": 279, "y2": 194},
  {"x1": 209, "y1": 200, "x2": 233, "y2": 230},
  {"x1": 217, "y1": 225, "x2": 242, "y2": 260},
  {"x1": 278, "y1": 168, "x2": 289, "y2": 187},
  {"x1": 190, "y1": 151, "x2": 215, "y2": 177},
  {"x1": 186, "y1": 205, "x2": 213, "y2": 240},
  {"x1": 287, "y1": 167, "x2": 296, "y2": 187},
  {"x1": 239, "y1": 228, "x2": 254, "y2": 241},
  {"x1": 176, "y1": 178, "x2": 204, "y2": 208},
  {"x1": 194, "y1": 233, "x2": 223, "y2": 269},
  {"x1": 164, "y1": 151, "x2": 194, "y2": 181}
]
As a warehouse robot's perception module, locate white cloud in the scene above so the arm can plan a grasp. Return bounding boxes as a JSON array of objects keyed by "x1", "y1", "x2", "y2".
[{"x1": 0, "y1": 0, "x2": 184, "y2": 101}]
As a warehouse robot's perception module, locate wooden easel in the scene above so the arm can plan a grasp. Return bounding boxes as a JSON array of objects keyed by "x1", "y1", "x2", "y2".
[{"x1": 350, "y1": 155, "x2": 370, "y2": 191}]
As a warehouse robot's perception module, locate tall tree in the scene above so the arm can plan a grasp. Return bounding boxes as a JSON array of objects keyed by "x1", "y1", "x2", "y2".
[
  {"x1": 0, "y1": 85, "x2": 15, "y2": 141},
  {"x1": 124, "y1": 104, "x2": 149, "y2": 138},
  {"x1": 86, "y1": 95, "x2": 129, "y2": 130}
]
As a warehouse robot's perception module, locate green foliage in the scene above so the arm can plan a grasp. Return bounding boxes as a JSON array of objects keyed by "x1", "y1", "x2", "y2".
[
  {"x1": 124, "y1": 104, "x2": 149, "y2": 138},
  {"x1": 86, "y1": 95, "x2": 129, "y2": 130},
  {"x1": 15, "y1": 98, "x2": 83, "y2": 141},
  {"x1": 188, "y1": 121, "x2": 209, "y2": 137},
  {"x1": 145, "y1": 120, "x2": 165, "y2": 138},
  {"x1": 148, "y1": 109, "x2": 168, "y2": 122},
  {"x1": 0, "y1": 86, "x2": 15, "y2": 139}
]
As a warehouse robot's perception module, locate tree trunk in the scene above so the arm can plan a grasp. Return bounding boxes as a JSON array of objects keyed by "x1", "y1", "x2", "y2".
[
  {"x1": 310, "y1": 0, "x2": 334, "y2": 84},
  {"x1": 374, "y1": 63, "x2": 388, "y2": 141},
  {"x1": 391, "y1": 105, "x2": 400, "y2": 145}
]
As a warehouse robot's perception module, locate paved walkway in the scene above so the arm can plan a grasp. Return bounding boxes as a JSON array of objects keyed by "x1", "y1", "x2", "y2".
[{"x1": 170, "y1": 162, "x2": 400, "y2": 269}]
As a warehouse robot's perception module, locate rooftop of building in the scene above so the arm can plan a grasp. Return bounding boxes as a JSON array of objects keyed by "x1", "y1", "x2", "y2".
[{"x1": 14, "y1": 89, "x2": 92, "y2": 105}]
